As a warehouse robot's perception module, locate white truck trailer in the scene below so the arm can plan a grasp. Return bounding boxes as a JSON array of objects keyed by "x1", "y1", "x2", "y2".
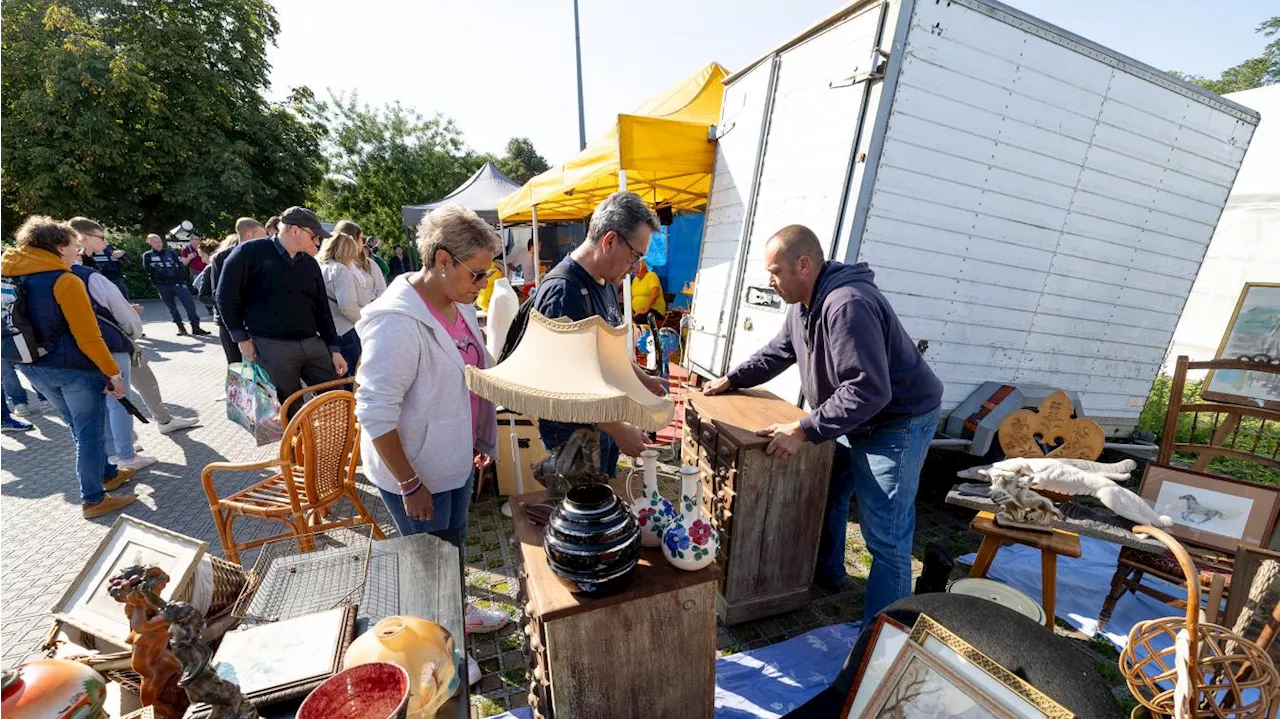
[{"x1": 684, "y1": 0, "x2": 1261, "y2": 443}]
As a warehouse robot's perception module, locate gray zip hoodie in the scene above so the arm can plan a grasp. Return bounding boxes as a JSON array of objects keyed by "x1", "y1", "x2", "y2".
[{"x1": 726, "y1": 261, "x2": 942, "y2": 442}]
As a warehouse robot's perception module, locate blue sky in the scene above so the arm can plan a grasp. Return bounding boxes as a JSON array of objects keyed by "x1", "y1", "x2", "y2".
[{"x1": 267, "y1": 0, "x2": 1274, "y2": 168}]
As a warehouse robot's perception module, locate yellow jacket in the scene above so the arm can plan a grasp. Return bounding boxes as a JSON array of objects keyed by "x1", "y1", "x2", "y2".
[{"x1": 0, "y1": 247, "x2": 120, "y2": 377}]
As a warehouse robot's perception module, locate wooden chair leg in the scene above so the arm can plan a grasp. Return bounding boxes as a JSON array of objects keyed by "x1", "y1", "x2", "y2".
[
  {"x1": 349, "y1": 490, "x2": 387, "y2": 540},
  {"x1": 214, "y1": 507, "x2": 241, "y2": 566},
  {"x1": 1099, "y1": 564, "x2": 1131, "y2": 633},
  {"x1": 1206, "y1": 573, "x2": 1226, "y2": 625},
  {"x1": 1041, "y1": 551, "x2": 1057, "y2": 631},
  {"x1": 293, "y1": 514, "x2": 317, "y2": 553},
  {"x1": 969, "y1": 535, "x2": 1002, "y2": 578}
]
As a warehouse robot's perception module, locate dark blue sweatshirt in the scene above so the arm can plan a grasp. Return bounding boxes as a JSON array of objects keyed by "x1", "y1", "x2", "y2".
[{"x1": 726, "y1": 261, "x2": 942, "y2": 443}]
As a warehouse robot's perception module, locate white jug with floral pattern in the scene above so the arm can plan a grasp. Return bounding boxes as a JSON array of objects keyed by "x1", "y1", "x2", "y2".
[{"x1": 662, "y1": 464, "x2": 719, "y2": 571}]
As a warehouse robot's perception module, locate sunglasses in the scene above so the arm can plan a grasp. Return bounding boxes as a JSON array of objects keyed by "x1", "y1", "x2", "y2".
[{"x1": 447, "y1": 250, "x2": 496, "y2": 284}]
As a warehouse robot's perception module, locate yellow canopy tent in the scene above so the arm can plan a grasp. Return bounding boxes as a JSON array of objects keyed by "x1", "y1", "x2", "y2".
[{"x1": 497, "y1": 62, "x2": 729, "y2": 224}]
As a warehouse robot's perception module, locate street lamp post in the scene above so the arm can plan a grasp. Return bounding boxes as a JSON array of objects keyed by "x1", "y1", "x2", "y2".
[{"x1": 573, "y1": 0, "x2": 586, "y2": 151}]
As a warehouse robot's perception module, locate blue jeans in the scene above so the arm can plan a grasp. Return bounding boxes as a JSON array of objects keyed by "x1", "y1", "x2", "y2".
[
  {"x1": 2, "y1": 360, "x2": 45, "y2": 405},
  {"x1": 818, "y1": 407, "x2": 940, "y2": 622},
  {"x1": 337, "y1": 329, "x2": 361, "y2": 379},
  {"x1": 377, "y1": 473, "x2": 474, "y2": 549},
  {"x1": 103, "y1": 352, "x2": 137, "y2": 461},
  {"x1": 155, "y1": 283, "x2": 202, "y2": 329},
  {"x1": 21, "y1": 365, "x2": 110, "y2": 506},
  {"x1": 539, "y1": 421, "x2": 621, "y2": 478}
]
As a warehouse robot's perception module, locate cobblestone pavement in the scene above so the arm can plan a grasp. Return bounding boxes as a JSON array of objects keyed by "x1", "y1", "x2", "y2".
[{"x1": 0, "y1": 301, "x2": 1127, "y2": 717}]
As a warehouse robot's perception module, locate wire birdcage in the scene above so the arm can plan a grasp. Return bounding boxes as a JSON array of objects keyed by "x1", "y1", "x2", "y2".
[{"x1": 231, "y1": 524, "x2": 374, "y2": 627}]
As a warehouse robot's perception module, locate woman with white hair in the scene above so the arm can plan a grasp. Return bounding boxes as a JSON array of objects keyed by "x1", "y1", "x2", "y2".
[{"x1": 354, "y1": 204, "x2": 509, "y2": 682}]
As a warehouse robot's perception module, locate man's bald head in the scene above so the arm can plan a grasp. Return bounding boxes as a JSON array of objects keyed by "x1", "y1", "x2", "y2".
[
  {"x1": 762, "y1": 224, "x2": 825, "y2": 306},
  {"x1": 236, "y1": 217, "x2": 268, "y2": 241},
  {"x1": 767, "y1": 224, "x2": 824, "y2": 266}
]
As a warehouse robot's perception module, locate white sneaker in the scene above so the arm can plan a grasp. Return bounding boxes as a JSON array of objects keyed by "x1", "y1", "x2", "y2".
[
  {"x1": 116, "y1": 455, "x2": 158, "y2": 471},
  {"x1": 157, "y1": 417, "x2": 199, "y2": 434},
  {"x1": 11, "y1": 403, "x2": 32, "y2": 417},
  {"x1": 467, "y1": 653, "x2": 482, "y2": 687},
  {"x1": 37, "y1": 399, "x2": 55, "y2": 413},
  {"x1": 464, "y1": 603, "x2": 510, "y2": 635}
]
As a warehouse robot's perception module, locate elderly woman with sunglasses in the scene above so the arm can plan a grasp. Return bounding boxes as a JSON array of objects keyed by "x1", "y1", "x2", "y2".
[{"x1": 353, "y1": 204, "x2": 510, "y2": 675}]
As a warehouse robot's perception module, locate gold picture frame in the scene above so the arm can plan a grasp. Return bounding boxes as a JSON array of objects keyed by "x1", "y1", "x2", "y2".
[
  {"x1": 1204, "y1": 282, "x2": 1280, "y2": 411},
  {"x1": 861, "y1": 640, "x2": 1019, "y2": 718},
  {"x1": 909, "y1": 615, "x2": 1074, "y2": 719}
]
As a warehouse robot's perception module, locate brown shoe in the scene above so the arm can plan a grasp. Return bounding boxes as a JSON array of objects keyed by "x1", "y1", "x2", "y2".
[
  {"x1": 103, "y1": 467, "x2": 136, "y2": 492},
  {"x1": 83, "y1": 493, "x2": 136, "y2": 519}
]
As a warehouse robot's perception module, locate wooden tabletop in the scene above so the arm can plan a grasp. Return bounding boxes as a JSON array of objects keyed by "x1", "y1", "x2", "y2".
[
  {"x1": 971, "y1": 511, "x2": 1082, "y2": 558},
  {"x1": 512, "y1": 483, "x2": 722, "y2": 622},
  {"x1": 262, "y1": 532, "x2": 468, "y2": 719},
  {"x1": 686, "y1": 389, "x2": 806, "y2": 449}
]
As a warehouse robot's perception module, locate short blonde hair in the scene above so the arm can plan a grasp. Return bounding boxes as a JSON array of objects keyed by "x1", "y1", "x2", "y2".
[
  {"x1": 333, "y1": 219, "x2": 362, "y2": 241},
  {"x1": 416, "y1": 204, "x2": 498, "y2": 269},
  {"x1": 318, "y1": 232, "x2": 362, "y2": 266}
]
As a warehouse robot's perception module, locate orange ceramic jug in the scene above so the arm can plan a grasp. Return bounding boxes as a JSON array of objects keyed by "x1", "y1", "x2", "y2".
[{"x1": 342, "y1": 616, "x2": 460, "y2": 719}]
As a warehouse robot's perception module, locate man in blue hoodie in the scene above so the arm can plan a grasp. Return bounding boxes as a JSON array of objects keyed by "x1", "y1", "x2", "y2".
[{"x1": 704, "y1": 224, "x2": 942, "y2": 621}]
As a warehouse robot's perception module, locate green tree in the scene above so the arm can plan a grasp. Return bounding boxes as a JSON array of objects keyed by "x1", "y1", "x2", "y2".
[
  {"x1": 1, "y1": 0, "x2": 326, "y2": 234},
  {"x1": 494, "y1": 137, "x2": 550, "y2": 185},
  {"x1": 1171, "y1": 16, "x2": 1279, "y2": 94},
  {"x1": 308, "y1": 92, "x2": 477, "y2": 243}
]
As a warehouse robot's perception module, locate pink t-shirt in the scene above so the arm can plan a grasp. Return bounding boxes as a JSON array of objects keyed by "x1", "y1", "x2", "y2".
[{"x1": 424, "y1": 300, "x2": 484, "y2": 442}]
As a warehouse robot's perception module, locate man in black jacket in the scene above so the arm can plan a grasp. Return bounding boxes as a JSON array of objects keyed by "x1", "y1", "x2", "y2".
[
  {"x1": 215, "y1": 207, "x2": 346, "y2": 416},
  {"x1": 142, "y1": 234, "x2": 208, "y2": 335}
]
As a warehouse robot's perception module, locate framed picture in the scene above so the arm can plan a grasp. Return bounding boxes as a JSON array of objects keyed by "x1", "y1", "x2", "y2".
[
  {"x1": 841, "y1": 614, "x2": 910, "y2": 718},
  {"x1": 206, "y1": 605, "x2": 356, "y2": 707},
  {"x1": 909, "y1": 615, "x2": 1073, "y2": 719},
  {"x1": 859, "y1": 640, "x2": 1018, "y2": 719},
  {"x1": 1140, "y1": 464, "x2": 1280, "y2": 553},
  {"x1": 51, "y1": 516, "x2": 207, "y2": 647},
  {"x1": 1204, "y1": 282, "x2": 1280, "y2": 410}
]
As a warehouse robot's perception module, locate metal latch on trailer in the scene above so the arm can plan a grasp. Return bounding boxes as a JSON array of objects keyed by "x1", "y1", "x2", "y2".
[{"x1": 830, "y1": 47, "x2": 891, "y2": 88}]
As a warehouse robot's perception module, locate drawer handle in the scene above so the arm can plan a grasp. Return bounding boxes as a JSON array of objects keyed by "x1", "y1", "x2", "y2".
[{"x1": 683, "y1": 599, "x2": 697, "y2": 610}]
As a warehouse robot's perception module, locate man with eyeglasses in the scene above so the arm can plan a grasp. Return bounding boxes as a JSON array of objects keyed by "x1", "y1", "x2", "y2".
[
  {"x1": 142, "y1": 233, "x2": 209, "y2": 336},
  {"x1": 530, "y1": 191, "x2": 668, "y2": 477},
  {"x1": 216, "y1": 206, "x2": 346, "y2": 418},
  {"x1": 82, "y1": 228, "x2": 130, "y2": 299}
]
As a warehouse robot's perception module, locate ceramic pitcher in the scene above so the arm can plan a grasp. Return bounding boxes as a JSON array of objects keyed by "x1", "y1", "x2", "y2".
[
  {"x1": 662, "y1": 465, "x2": 719, "y2": 571},
  {"x1": 625, "y1": 449, "x2": 676, "y2": 548}
]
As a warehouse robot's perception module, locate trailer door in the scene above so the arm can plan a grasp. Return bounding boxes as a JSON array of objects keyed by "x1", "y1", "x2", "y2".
[
  {"x1": 726, "y1": 3, "x2": 888, "y2": 405},
  {"x1": 685, "y1": 59, "x2": 776, "y2": 378}
]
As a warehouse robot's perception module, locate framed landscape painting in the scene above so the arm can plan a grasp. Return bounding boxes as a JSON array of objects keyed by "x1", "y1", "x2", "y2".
[
  {"x1": 1140, "y1": 464, "x2": 1280, "y2": 553},
  {"x1": 1204, "y1": 283, "x2": 1280, "y2": 411}
]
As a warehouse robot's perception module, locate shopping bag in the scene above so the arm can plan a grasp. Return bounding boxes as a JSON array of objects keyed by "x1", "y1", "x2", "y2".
[{"x1": 225, "y1": 361, "x2": 283, "y2": 446}]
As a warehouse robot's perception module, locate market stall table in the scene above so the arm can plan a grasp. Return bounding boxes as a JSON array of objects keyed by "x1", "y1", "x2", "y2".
[
  {"x1": 511, "y1": 486, "x2": 720, "y2": 719},
  {"x1": 259, "y1": 531, "x2": 468, "y2": 719}
]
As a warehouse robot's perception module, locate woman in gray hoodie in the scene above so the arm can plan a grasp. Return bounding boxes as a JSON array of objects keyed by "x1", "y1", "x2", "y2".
[{"x1": 354, "y1": 204, "x2": 510, "y2": 676}]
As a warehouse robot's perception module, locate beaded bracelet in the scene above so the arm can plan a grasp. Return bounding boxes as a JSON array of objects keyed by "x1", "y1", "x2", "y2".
[{"x1": 402, "y1": 482, "x2": 424, "y2": 497}]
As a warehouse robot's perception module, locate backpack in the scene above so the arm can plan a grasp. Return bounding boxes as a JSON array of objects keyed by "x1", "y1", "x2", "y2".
[
  {"x1": 497, "y1": 264, "x2": 594, "y2": 364},
  {"x1": 1, "y1": 271, "x2": 67, "y2": 364}
]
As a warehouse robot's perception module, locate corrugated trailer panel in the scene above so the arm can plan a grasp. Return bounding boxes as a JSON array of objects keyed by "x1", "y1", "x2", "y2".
[{"x1": 855, "y1": 0, "x2": 1257, "y2": 434}]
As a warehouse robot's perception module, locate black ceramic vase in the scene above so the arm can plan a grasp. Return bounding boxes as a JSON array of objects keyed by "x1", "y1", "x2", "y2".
[{"x1": 543, "y1": 483, "x2": 641, "y2": 595}]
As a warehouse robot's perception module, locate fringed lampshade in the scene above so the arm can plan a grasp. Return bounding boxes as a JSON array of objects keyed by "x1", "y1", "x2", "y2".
[{"x1": 466, "y1": 310, "x2": 674, "y2": 433}]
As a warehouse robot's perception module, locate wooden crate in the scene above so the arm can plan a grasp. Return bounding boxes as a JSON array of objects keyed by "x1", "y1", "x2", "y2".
[
  {"x1": 682, "y1": 389, "x2": 834, "y2": 624},
  {"x1": 511, "y1": 485, "x2": 720, "y2": 719},
  {"x1": 497, "y1": 410, "x2": 548, "y2": 496}
]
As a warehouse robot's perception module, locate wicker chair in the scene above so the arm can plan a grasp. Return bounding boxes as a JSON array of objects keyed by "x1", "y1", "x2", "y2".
[
  {"x1": 1100, "y1": 356, "x2": 1280, "y2": 632},
  {"x1": 202, "y1": 378, "x2": 386, "y2": 564}
]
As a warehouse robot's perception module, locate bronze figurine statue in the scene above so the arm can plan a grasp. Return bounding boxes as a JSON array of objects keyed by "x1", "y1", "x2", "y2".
[
  {"x1": 159, "y1": 602, "x2": 258, "y2": 719},
  {"x1": 108, "y1": 566, "x2": 190, "y2": 719},
  {"x1": 534, "y1": 426, "x2": 608, "y2": 499}
]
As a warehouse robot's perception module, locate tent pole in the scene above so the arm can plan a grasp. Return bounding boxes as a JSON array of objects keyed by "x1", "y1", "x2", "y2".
[
  {"x1": 532, "y1": 205, "x2": 541, "y2": 285},
  {"x1": 618, "y1": 168, "x2": 627, "y2": 192},
  {"x1": 620, "y1": 168, "x2": 634, "y2": 349},
  {"x1": 498, "y1": 219, "x2": 507, "y2": 272}
]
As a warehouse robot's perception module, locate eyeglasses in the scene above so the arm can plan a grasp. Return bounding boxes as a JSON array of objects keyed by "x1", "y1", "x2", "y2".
[
  {"x1": 617, "y1": 232, "x2": 645, "y2": 268},
  {"x1": 447, "y1": 250, "x2": 496, "y2": 284},
  {"x1": 81, "y1": 234, "x2": 105, "y2": 243}
]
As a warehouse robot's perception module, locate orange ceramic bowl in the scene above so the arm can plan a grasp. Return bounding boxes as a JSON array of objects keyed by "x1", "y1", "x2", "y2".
[{"x1": 298, "y1": 662, "x2": 410, "y2": 719}]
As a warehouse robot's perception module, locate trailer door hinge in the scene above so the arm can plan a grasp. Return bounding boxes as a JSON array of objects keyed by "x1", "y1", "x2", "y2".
[{"x1": 830, "y1": 47, "x2": 890, "y2": 88}]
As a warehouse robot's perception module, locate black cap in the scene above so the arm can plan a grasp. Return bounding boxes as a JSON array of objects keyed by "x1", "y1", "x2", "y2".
[{"x1": 279, "y1": 206, "x2": 330, "y2": 239}]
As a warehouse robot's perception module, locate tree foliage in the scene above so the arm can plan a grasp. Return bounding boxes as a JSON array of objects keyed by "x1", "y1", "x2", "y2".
[
  {"x1": 309, "y1": 94, "x2": 552, "y2": 244},
  {"x1": 307, "y1": 92, "x2": 479, "y2": 244},
  {"x1": 1, "y1": 0, "x2": 326, "y2": 234},
  {"x1": 1171, "y1": 16, "x2": 1279, "y2": 94}
]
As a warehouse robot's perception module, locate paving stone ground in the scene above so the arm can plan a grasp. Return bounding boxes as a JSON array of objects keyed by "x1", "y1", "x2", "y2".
[{"x1": 0, "y1": 300, "x2": 1128, "y2": 716}]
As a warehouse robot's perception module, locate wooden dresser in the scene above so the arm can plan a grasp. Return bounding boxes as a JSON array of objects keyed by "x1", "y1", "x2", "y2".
[
  {"x1": 511, "y1": 486, "x2": 721, "y2": 719},
  {"x1": 682, "y1": 389, "x2": 834, "y2": 624}
]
